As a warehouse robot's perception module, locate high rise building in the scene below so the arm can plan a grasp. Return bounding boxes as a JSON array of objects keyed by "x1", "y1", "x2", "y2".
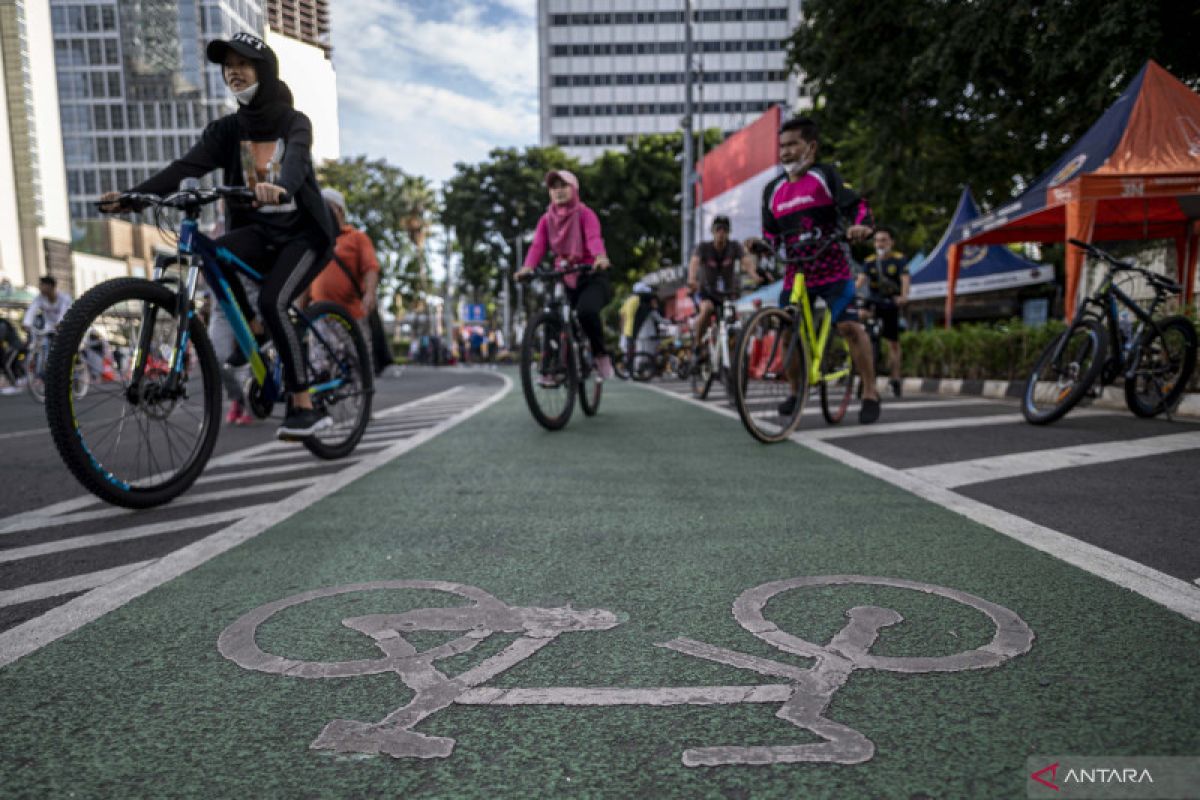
[
  {"x1": 1, "y1": 0, "x2": 72, "y2": 289},
  {"x1": 50, "y1": 0, "x2": 264, "y2": 237},
  {"x1": 265, "y1": 0, "x2": 329, "y2": 56},
  {"x1": 537, "y1": 0, "x2": 808, "y2": 162}
]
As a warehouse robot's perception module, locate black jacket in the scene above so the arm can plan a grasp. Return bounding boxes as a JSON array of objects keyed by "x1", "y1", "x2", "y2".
[{"x1": 132, "y1": 110, "x2": 335, "y2": 250}]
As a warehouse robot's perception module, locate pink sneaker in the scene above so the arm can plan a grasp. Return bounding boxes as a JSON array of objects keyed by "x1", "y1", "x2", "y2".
[
  {"x1": 225, "y1": 400, "x2": 243, "y2": 425},
  {"x1": 595, "y1": 355, "x2": 614, "y2": 381},
  {"x1": 234, "y1": 410, "x2": 257, "y2": 425}
]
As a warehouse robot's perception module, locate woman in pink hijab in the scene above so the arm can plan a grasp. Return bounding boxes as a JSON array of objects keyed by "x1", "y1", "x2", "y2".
[{"x1": 516, "y1": 170, "x2": 614, "y2": 379}]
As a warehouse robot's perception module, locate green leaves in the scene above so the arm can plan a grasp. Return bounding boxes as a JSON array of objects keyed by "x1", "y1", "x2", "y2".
[
  {"x1": 318, "y1": 157, "x2": 435, "y2": 314},
  {"x1": 788, "y1": 0, "x2": 1200, "y2": 254}
]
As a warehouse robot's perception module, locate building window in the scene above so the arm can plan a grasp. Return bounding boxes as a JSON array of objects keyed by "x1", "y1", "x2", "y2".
[
  {"x1": 96, "y1": 138, "x2": 111, "y2": 161},
  {"x1": 551, "y1": 45, "x2": 569, "y2": 56},
  {"x1": 553, "y1": 75, "x2": 570, "y2": 87}
]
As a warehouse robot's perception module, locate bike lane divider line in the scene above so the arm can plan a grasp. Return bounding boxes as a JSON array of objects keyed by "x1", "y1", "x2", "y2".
[
  {"x1": 0, "y1": 560, "x2": 154, "y2": 608},
  {"x1": 195, "y1": 460, "x2": 361, "y2": 486},
  {"x1": 0, "y1": 504, "x2": 278, "y2": 565},
  {"x1": 639, "y1": 381, "x2": 1200, "y2": 623},
  {"x1": 0, "y1": 373, "x2": 510, "y2": 669},
  {"x1": 905, "y1": 431, "x2": 1200, "y2": 489},
  {"x1": 0, "y1": 477, "x2": 321, "y2": 536}
]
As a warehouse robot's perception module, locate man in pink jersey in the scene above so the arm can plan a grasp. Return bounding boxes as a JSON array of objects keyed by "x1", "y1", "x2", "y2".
[{"x1": 744, "y1": 116, "x2": 881, "y2": 424}]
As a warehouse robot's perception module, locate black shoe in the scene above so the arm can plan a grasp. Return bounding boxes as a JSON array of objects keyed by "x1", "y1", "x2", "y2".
[
  {"x1": 859, "y1": 397, "x2": 881, "y2": 424},
  {"x1": 890, "y1": 379, "x2": 902, "y2": 398},
  {"x1": 277, "y1": 406, "x2": 332, "y2": 440},
  {"x1": 777, "y1": 394, "x2": 798, "y2": 416}
]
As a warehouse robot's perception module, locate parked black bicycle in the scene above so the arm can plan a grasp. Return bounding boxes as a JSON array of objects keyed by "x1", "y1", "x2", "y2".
[
  {"x1": 518, "y1": 265, "x2": 602, "y2": 430},
  {"x1": 44, "y1": 185, "x2": 373, "y2": 508},
  {"x1": 1022, "y1": 239, "x2": 1197, "y2": 424}
]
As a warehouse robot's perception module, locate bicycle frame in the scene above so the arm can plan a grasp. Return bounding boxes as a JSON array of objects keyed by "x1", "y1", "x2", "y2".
[
  {"x1": 1077, "y1": 267, "x2": 1169, "y2": 379},
  {"x1": 140, "y1": 215, "x2": 346, "y2": 404},
  {"x1": 786, "y1": 280, "x2": 850, "y2": 385}
]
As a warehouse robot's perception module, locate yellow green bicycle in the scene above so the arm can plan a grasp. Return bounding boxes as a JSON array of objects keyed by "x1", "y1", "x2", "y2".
[{"x1": 733, "y1": 246, "x2": 857, "y2": 443}]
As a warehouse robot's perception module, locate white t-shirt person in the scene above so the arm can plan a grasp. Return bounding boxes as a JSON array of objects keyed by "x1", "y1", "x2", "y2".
[{"x1": 23, "y1": 290, "x2": 73, "y2": 334}]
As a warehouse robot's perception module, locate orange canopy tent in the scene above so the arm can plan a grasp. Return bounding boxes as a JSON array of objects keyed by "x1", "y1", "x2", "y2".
[{"x1": 946, "y1": 61, "x2": 1200, "y2": 325}]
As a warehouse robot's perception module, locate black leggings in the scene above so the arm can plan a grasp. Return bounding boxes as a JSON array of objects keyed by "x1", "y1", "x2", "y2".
[
  {"x1": 566, "y1": 273, "x2": 611, "y2": 356},
  {"x1": 215, "y1": 225, "x2": 326, "y2": 393}
]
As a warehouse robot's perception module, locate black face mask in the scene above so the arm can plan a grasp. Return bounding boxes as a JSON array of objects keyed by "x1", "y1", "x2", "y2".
[{"x1": 234, "y1": 53, "x2": 294, "y2": 139}]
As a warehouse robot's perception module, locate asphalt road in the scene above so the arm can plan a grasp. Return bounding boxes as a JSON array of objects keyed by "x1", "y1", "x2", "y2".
[{"x1": 1, "y1": 368, "x2": 1197, "y2": 798}]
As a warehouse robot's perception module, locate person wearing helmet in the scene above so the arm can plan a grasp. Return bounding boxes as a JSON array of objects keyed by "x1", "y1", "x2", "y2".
[
  {"x1": 515, "y1": 170, "x2": 614, "y2": 379},
  {"x1": 98, "y1": 32, "x2": 336, "y2": 439},
  {"x1": 686, "y1": 215, "x2": 759, "y2": 369}
]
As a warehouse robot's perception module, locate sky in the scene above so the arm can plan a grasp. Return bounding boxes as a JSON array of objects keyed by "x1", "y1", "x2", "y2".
[{"x1": 330, "y1": 0, "x2": 540, "y2": 184}]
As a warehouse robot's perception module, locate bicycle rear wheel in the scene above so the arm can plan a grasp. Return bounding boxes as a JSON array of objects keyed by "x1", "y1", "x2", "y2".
[
  {"x1": 520, "y1": 311, "x2": 576, "y2": 430},
  {"x1": 819, "y1": 330, "x2": 856, "y2": 424},
  {"x1": 26, "y1": 343, "x2": 46, "y2": 402},
  {"x1": 1022, "y1": 319, "x2": 1106, "y2": 425},
  {"x1": 301, "y1": 302, "x2": 374, "y2": 459},
  {"x1": 1124, "y1": 315, "x2": 1197, "y2": 418},
  {"x1": 733, "y1": 307, "x2": 806, "y2": 443},
  {"x1": 45, "y1": 277, "x2": 221, "y2": 508},
  {"x1": 691, "y1": 343, "x2": 715, "y2": 399},
  {"x1": 577, "y1": 337, "x2": 602, "y2": 416}
]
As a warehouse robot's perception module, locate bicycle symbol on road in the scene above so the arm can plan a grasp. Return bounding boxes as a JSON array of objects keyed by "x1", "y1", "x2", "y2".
[{"x1": 218, "y1": 576, "x2": 1034, "y2": 766}]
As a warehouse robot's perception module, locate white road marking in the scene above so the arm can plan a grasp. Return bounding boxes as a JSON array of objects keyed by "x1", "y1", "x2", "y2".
[
  {"x1": 0, "y1": 505, "x2": 278, "y2": 564},
  {"x1": 792, "y1": 409, "x2": 1115, "y2": 441},
  {"x1": 907, "y1": 431, "x2": 1200, "y2": 488},
  {"x1": 0, "y1": 561, "x2": 153, "y2": 608},
  {"x1": 372, "y1": 387, "x2": 462, "y2": 419},
  {"x1": 640, "y1": 381, "x2": 1200, "y2": 624},
  {"x1": 0, "y1": 375, "x2": 511, "y2": 668},
  {"x1": 196, "y1": 459, "x2": 358, "y2": 486},
  {"x1": 0, "y1": 477, "x2": 320, "y2": 536},
  {"x1": 0, "y1": 428, "x2": 48, "y2": 441}
]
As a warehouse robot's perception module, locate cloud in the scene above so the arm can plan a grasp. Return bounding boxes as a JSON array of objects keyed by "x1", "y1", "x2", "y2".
[{"x1": 331, "y1": 0, "x2": 538, "y2": 181}]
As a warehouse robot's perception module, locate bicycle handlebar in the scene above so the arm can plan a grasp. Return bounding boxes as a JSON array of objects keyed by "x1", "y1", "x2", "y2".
[
  {"x1": 1069, "y1": 238, "x2": 1182, "y2": 294},
  {"x1": 96, "y1": 186, "x2": 292, "y2": 213},
  {"x1": 518, "y1": 263, "x2": 594, "y2": 283}
]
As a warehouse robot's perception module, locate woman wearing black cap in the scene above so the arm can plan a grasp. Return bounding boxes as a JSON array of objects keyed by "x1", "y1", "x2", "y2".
[{"x1": 99, "y1": 32, "x2": 336, "y2": 440}]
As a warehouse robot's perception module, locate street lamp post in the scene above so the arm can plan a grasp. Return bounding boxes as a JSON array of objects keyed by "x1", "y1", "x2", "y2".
[{"x1": 681, "y1": 0, "x2": 695, "y2": 270}]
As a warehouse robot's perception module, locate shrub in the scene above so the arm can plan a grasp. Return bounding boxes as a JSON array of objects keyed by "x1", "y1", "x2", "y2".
[{"x1": 899, "y1": 319, "x2": 1066, "y2": 381}]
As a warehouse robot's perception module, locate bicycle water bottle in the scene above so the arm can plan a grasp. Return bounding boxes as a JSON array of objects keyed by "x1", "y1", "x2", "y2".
[{"x1": 1119, "y1": 312, "x2": 1133, "y2": 358}]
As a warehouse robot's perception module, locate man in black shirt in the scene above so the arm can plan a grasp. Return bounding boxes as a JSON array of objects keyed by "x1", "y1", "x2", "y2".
[
  {"x1": 686, "y1": 215, "x2": 757, "y2": 365},
  {"x1": 856, "y1": 226, "x2": 910, "y2": 397}
]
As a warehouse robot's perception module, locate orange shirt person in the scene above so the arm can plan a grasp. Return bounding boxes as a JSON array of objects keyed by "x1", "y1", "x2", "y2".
[{"x1": 309, "y1": 188, "x2": 380, "y2": 320}]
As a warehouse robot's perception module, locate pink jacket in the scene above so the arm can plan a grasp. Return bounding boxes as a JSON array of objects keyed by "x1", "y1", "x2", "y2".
[{"x1": 523, "y1": 205, "x2": 606, "y2": 269}]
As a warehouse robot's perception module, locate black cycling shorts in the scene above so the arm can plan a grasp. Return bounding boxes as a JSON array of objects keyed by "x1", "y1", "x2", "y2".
[{"x1": 877, "y1": 302, "x2": 901, "y2": 342}]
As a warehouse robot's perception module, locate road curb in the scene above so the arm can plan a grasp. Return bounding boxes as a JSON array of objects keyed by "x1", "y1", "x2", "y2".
[{"x1": 875, "y1": 376, "x2": 1200, "y2": 419}]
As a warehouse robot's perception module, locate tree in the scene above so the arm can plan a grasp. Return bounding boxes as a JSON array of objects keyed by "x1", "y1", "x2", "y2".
[
  {"x1": 317, "y1": 157, "x2": 435, "y2": 315},
  {"x1": 787, "y1": 0, "x2": 1200, "y2": 252},
  {"x1": 441, "y1": 146, "x2": 579, "y2": 300}
]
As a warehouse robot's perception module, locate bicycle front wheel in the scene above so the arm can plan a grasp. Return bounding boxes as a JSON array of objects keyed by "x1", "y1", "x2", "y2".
[
  {"x1": 1124, "y1": 315, "x2": 1197, "y2": 418},
  {"x1": 520, "y1": 311, "x2": 576, "y2": 430},
  {"x1": 301, "y1": 302, "x2": 374, "y2": 459},
  {"x1": 26, "y1": 342, "x2": 46, "y2": 402},
  {"x1": 1022, "y1": 318, "x2": 1106, "y2": 425},
  {"x1": 734, "y1": 307, "x2": 806, "y2": 443},
  {"x1": 45, "y1": 278, "x2": 221, "y2": 508},
  {"x1": 691, "y1": 341, "x2": 715, "y2": 399},
  {"x1": 819, "y1": 330, "x2": 856, "y2": 424}
]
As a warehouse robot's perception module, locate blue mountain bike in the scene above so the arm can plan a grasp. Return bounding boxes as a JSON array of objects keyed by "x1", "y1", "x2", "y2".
[{"x1": 44, "y1": 185, "x2": 373, "y2": 508}]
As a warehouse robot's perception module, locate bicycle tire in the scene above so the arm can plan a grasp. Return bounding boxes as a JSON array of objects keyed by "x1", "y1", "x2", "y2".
[
  {"x1": 612, "y1": 350, "x2": 629, "y2": 380},
  {"x1": 302, "y1": 302, "x2": 375, "y2": 459},
  {"x1": 819, "y1": 331, "x2": 857, "y2": 424},
  {"x1": 691, "y1": 345, "x2": 715, "y2": 399},
  {"x1": 26, "y1": 342, "x2": 46, "y2": 403},
  {"x1": 520, "y1": 311, "x2": 576, "y2": 430},
  {"x1": 1022, "y1": 318, "x2": 1106, "y2": 425},
  {"x1": 1124, "y1": 315, "x2": 1197, "y2": 418},
  {"x1": 578, "y1": 338, "x2": 602, "y2": 417},
  {"x1": 733, "y1": 307, "x2": 807, "y2": 443},
  {"x1": 630, "y1": 352, "x2": 656, "y2": 382},
  {"x1": 45, "y1": 278, "x2": 221, "y2": 508}
]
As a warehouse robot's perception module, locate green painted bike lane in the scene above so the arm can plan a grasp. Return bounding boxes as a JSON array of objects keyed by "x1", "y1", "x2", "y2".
[{"x1": 2, "y1": 379, "x2": 1198, "y2": 798}]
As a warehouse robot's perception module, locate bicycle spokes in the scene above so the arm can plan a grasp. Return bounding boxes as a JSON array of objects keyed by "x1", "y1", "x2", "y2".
[{"x1": 66, "y1": 295, "x2": 214, "y2": 491}]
